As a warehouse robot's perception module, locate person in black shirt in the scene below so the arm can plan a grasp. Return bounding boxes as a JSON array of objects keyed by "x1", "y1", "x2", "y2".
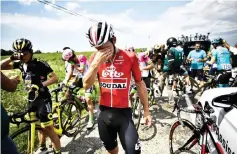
[
  {"x1": 1, "y1": 72, "x2": 20, "y2": 154},
  {"x1": 0, "y1": 38, "x2": 61, "y2": 154}
]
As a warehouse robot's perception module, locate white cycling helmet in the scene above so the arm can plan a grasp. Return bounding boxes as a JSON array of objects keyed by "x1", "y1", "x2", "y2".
[
  {"x1": 62, "y1": 48, "x2": 74, "y2": 61},
  {"x1": 128, "y1": 46, "x2": 135, "y2": 52},
  {"x1": 87, "y1": 21, "x2": 115, "y2": 47}
]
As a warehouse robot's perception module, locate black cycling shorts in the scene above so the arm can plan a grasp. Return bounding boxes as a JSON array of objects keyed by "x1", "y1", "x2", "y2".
[
  {"x1": 168, "y1": 65, "x2": 188, "y2": 76},
  {"x1": 216, "y1": 70, "x2": 232, "y2": 85},
  {"x1": 98, "y1": 105, "x2": 141, "y2": 154},
  {"x1": 142, "y1": 77, "x2": 151, "y2": 89},
  {"x1": 190, "y1": 69, "x2": 204, "y2": 81},
  {"x1": 28, "y1": 97, "x2": 53, "y2": 127}
]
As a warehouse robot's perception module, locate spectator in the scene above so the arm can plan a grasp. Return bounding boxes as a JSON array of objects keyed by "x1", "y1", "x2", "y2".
[
  {"x1": 1, "y1": 72, "x2": 20, "y2": 154},
  {"x1": 223, "y1": 40, "x2": 237, "y2": 55},
  {"x1": 187, "y1": 42, "x2": 207, "y2": 85}
]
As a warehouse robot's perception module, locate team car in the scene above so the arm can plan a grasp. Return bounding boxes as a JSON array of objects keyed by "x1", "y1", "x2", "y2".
[{"x1": 198, "y1": 87, "x2": 237, "y2": 154}]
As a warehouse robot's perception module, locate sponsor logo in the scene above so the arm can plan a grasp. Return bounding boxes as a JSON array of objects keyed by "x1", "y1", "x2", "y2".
[
  {"x1": 102, "y1": 65, "x2": 124, "y2": 78},
  {"x1": 213, "y1": 124, "x2": 234, "y2": 154},
  {"x1": 100, "y1": 82, "x2": 127, "y2": 89}
]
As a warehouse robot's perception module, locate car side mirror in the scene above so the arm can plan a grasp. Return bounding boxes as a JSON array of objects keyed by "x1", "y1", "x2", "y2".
[{"x1": 212, "y1": 92, "x2": 237, "y2": 108}]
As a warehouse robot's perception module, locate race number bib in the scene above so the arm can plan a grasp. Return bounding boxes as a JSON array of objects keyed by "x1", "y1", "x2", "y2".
[{"x1": 221, "y1": 64, "x2": 232, "y2": 70}]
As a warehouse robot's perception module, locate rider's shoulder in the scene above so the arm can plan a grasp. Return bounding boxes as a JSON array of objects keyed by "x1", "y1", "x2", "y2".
[
  {"x1": 121, "y1": 49, "x2": 138, "y2": 62},
  {"x1": 35, "y1": 59, "x2": 51, "y2": 68}
]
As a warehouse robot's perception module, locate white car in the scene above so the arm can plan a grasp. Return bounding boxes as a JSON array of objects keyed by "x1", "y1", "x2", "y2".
[{"x1": 198, "y1": 87, "x2": 237, "y2": 154}]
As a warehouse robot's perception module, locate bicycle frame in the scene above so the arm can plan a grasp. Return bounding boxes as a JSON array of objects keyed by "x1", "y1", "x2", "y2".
[
  {"x1": 201, "y1": 124, "x2": 225, "y2": 154},
  {"x1": 26, "y1": 89, "x2": 63, "y2": 154}
]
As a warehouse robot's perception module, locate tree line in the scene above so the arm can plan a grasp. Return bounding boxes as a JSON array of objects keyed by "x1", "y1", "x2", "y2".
[{"x1": 1, "y1": 49, "x2": 42, "y2": 56}]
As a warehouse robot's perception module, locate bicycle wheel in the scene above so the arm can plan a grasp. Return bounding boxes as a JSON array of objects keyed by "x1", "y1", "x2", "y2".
[
  {"x1": 60, "y1": 100, "x2": 81, "y2": 137},
  {"x1": 149, "y1": 89, "x2": 155, "y2": 106},
  {"x1": 169, "y1": 119, "x2": 200, "y2": 154},
  {"x1": 132, "y1": 97, "x2": 142, "y2": 131},
  {"x1": 10, "y1": 126, "x2": 42, "y2": 154}
]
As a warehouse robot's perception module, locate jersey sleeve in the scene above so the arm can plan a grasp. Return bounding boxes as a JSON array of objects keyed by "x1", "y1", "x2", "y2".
[
  {"x1": 202, "y1": 50, "x2": 207, "y2": 58},
  {"x1": 212, "y1": 49, "x2": 217, "y2": 60},
  {"x1": 13, "y1": 61, "x2": 21, "y2": 69},
  {"x1": 187, "y1": 51, "x2": 192, "y2": 59},
  {"x1": 230, "y1": 46, "x2": 237, "y2": 55},
  {"x1": 39, "y1": 61, "x2": 53, "y2": 75},
  {"x1": 131, "y1": 52, "x2": 142, "y2": 82}
]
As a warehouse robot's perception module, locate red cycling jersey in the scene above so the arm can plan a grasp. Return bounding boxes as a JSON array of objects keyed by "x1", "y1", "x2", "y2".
[{"x1": 90, "y1": 49, "x2": 141, "y2": 108}]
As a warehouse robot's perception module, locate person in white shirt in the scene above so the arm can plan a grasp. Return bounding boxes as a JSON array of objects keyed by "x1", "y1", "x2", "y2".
[{"x1": 223, "y1": 40, "x2": 237, "y2": 55}]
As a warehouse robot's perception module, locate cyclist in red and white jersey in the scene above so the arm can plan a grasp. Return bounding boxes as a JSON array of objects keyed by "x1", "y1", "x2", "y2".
[
  {"x1": 83, "y1": 21, "x2": 152, "y2": 154},
  {"x1": 62, "y1": 48, "x2": 95, "y2": 129}
]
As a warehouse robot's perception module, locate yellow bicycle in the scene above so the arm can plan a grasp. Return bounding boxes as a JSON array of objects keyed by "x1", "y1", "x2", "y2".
[{"x1": 9, "y1": 84, "x2": 81, "y2": 154}]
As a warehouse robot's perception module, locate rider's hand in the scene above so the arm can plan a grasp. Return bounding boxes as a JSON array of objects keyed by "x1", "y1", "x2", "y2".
[
  {"x1": 10, "y1": 53, "x2": 23, "y2": 61},
  {"x1": 143, "y1": 110, "x2": 152, "y2": 126},
  {"x1": 93, "y1": 48, "x2": 113, "y2": 66}
]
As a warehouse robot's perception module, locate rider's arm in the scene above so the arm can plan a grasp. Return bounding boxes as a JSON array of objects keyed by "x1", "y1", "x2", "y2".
[
  {"x1": 1, "y1": 72, "x2": 18, "y2": 92},
  {"x1": 63, "y1": 64, "x2": 73, "y2": 84},
  {"x1": 83, "y1": 53, "x2": 99, "y2": 90},
  {"x1": 42, "y1": 72, "x2": 58, "y2": 87},
  {"x1": 131, "y1": 53, "x2": 149, "y2": 112},
  {"x1": 40, "y1": 61, "x2": 58, "y2": 87},
  {"x1": 208, "y1": 51, "x2": 217, "y2": 65},
  {"x1": 0, "y1": 57, "x2": 14, "y2": 70},
  {"x1": 142, "y1": 59, "x2": 155, "y2": 70}
]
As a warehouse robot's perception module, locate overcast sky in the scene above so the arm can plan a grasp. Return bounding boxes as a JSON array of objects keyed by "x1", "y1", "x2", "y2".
[{"x1": 1, "y1": 0, "x2": 237, "y2": 52}]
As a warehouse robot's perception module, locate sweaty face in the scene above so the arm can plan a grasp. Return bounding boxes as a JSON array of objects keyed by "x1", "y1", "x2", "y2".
[
  {"x1": 195, "y1": 44, "x2": 201, "y2": 50},
  {"x1": 22, "y1": 51, "x2": 32, "y2": 63}
]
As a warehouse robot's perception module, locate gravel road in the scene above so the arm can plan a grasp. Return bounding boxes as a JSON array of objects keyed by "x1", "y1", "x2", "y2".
[{"x1": 52, "y1": 88, "x2": 201, "y2": 154}]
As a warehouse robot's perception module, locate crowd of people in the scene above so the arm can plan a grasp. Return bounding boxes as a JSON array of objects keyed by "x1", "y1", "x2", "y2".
[{"x1": 1, "y1": 21, "x2": 237, "y2": 154}]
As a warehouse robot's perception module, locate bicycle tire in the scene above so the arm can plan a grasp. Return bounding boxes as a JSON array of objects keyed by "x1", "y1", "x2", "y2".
[
  {"x1": 132, "y1": 97, "x2": 142, "y2": 131},
  {"x1": 11, "y1": 126, "x2": 42, "y2": 154},
  {"x1": 60, "y1": 100, "x2": 81, "y2": 137},
  {"x1": 169, "y1": 119, "x2": 200, "y2": 154},
  {"x1": 135, "y1": 98, "x2": 142, "y2": 131}
]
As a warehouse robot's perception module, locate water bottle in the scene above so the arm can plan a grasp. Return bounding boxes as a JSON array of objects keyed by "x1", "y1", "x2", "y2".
[{"x1": 24, "y1": 73, "x2": 32, "y2": 91}]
